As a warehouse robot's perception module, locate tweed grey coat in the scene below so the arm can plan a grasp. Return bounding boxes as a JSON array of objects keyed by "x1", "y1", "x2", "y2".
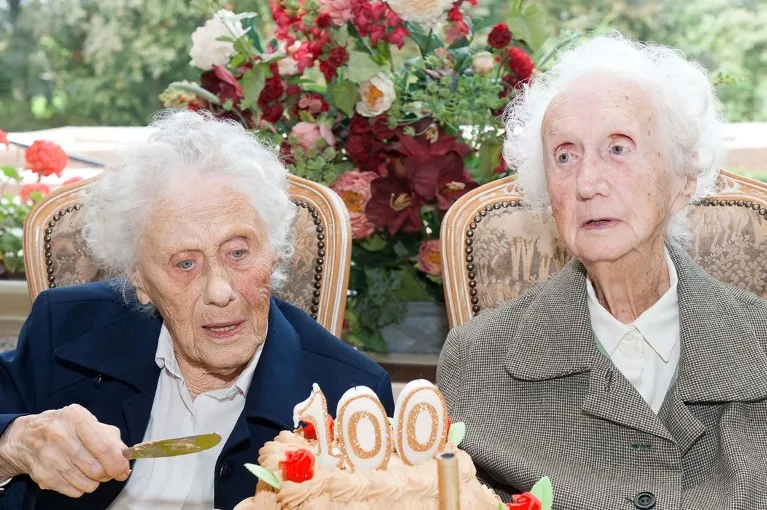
[{"x1": 437, "y1": 244, "x2": 767, "y2": 510}]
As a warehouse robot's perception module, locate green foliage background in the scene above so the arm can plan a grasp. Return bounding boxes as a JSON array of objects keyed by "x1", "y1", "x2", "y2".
[{"x1": 0, "y1": 0, "x2": 765, "y2": 130}]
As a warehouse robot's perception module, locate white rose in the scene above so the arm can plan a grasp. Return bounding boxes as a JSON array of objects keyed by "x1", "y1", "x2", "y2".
[
  {"x1": 355, "y1": 73, "x2": 396, "y2": 117},
  {"x1": 471, "y1": 51, "x2": 495, "y2": 75},
  {"x1": 384, "y1": 0, "x2": 453, "y2": 26},
  {"x1": 189, "y1": 9, "x2": 253, "y2": 70}
]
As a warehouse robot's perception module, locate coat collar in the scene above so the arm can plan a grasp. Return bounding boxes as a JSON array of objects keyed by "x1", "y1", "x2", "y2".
[{"x1": 504, "y1": 243, "x2": 767, "y2": 403}]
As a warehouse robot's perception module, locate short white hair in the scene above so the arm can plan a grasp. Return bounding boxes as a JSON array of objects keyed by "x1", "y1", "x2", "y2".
[
  {"x1": 503, "y1": 32, "x2": 726, "y2": 243},
  {"x1": 83, "y1": 109, "x2": 297, "y2": 290}
]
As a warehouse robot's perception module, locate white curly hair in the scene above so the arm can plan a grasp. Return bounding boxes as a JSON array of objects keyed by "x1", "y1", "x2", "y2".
[
  {"x1": 502, "y1": 32, "x2": 726, "y2": 244},
  {"x1": 82, "y1": 109, "x2": 297, "y2": 295}
]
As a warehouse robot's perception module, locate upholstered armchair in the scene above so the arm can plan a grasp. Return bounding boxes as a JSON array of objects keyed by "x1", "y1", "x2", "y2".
[
  {"x1": 23, "y1": 174, "x2": 351, "y2": 337},
  {"x1": 441, "y1": 170, "x2": 767, "y2": 328}
]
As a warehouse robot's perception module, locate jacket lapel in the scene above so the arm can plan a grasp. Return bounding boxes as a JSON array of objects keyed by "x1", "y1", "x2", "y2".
[
  {"x1": 503, "y1": 258, "x2": 672, "y2": 440},
  {"x1": 53, "y1": 309, "x2": 162, "y2": 446}
]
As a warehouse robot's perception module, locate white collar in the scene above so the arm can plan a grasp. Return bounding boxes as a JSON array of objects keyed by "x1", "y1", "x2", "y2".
[
  {"x1": 586, "y1": 248, "x2": 680, "y2": 362},
  {"x1": 154, "y1": 323, "x2": 264, "y2": 397}
]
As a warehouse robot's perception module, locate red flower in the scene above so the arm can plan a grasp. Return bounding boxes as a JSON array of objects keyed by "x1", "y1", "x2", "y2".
[
  {"x1": 18, "y1": 183, "x2": 51, "y2": 204},
  {"x1": 24, "y1": 140, "x2": 68, "y2": 178},
  {"x1": 444, "y1": 20, "x2": 470, "y2": 46},
  {"x1": 345, "y1": 115, "x2": 391, "y2": 174},
  {"x1": 0, "y1": 129, "x2": 8, "y2": 150},
  {"x1": 259, "y1": 76, "x2": 285, "y2": 105},
  {"x1": 61, "y1": 176, "x2": 83, "y2": 186},
  {"x1": 505, "y1": 493, "x2": 542, "y2": 510},
  {"x1": 365, "y1": 174, "x2": 423, "y2": 235},
  {"x1": 327, "y1": 46, "x2": 349, "y2": 68},
  {"x1": 448, "y1": 5, "x2": 463, "y2": 21},
  {"x1": 417, "y1": 240, "x2": 442, "y2": 276},
  {"x1": 370, "y1": 115, "x2": 396, "y2": 141},
  {"x1": 316, "y1": 13, "x2": 332, "y2": 29},
  {"x1": 200, "y1": 65, "x2": 244, "y2": 105},
  {"x1": 295, "y1": 92, "x2": 330, "y2": 116},
  {"x1": 299, "y1": 414, "x2": 336, "y2": 441},
  {"x1": 279, "y1": 449, "x2": 315, "y2": 483},
  {"x1": 387, "y1": 26, "x2": 409, "y2": 49},
  {"x1": 488, "y1": 23, "x2": 512, "y2": 49},
  {"x1": 507, "y1": 47, "x2": 534, "y2": 82},
  {"x1": 261, "y1": 103, "x2": 284, "y2": 123}
]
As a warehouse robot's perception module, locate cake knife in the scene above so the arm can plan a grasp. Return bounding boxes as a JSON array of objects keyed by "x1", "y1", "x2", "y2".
[{"x1": 122, "y1": 433, "x2": 222, "y2": 460}]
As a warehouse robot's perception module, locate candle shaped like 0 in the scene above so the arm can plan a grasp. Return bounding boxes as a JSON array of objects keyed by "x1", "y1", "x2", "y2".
[
  {"x1": 393, "y1": 379, "x2": 449, "y2": 466},
  {"x1": 335, "y1": 386, "x2": 392, "y2": 471}
]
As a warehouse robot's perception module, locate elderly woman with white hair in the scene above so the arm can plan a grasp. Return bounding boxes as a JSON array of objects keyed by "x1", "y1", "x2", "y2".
[
  {"x1": 437, "y1": 34, "x2": 767, "y2": 509},
  {"x1": 0, "y1": 110, "x2": 394, "y2": 510}
]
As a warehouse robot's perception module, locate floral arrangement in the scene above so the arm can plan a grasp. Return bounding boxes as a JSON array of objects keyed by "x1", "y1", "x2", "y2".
[
  {"x1": 0, "y1": 130, "x2": 80, "y2": 278},
  {"x1": 163, "y1": 0, "x2": 543, "y2": 351}
]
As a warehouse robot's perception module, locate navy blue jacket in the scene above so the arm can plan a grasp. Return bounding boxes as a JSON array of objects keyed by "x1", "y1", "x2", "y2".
[{"x1": 0, "y1": 281, "x2": 394, "y2": 509}]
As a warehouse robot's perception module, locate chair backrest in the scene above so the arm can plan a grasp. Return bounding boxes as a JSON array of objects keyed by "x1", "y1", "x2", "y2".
[
  {"x1": 441, "y1": 170, "x2": 767, "y2": 328},
  {"x1": 23, "y1": 174, "x2": 351, "y2": 337}
]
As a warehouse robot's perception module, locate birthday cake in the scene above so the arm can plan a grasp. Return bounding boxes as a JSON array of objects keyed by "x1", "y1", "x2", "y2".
[{"x1": 233, "y1": 380, "x2": 543, "y2": 510}]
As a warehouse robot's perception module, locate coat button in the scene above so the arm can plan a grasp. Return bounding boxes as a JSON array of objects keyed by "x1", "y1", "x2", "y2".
[
  {"x1": 93, "y1": 373, "x2": 102, "y2": 387},
  {"x1": 219, "y1": 460, "x2": 233, "y2": 481},
  {"x1": 634, "y1": 491, "x2": 656, "y2": 509}
]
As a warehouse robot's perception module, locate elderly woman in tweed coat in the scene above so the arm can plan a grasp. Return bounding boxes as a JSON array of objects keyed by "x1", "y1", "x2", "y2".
[{"x1": 437, "y1": 34, "x2": 767, "y2": 510}]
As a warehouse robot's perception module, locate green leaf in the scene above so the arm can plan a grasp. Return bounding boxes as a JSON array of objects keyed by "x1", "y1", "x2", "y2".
[
  {"x1": 244, "y1": 463, "x2": 281, "y2": 490},
  {"x1": 529, "y1": 476, "x2": 554, "y2": 510},
  {"x1": 1, "y1": 167, "x2": 21, "y2": 182},
  {"x1": 358, "y1": 233, "x2": 387, "y2": 252},
  {"x1": 244, "y1": 17, "x2": 264, "y2": 53},
  {"x1": 392, "y1": 267, "x2": 429, "y2": 302},
  {"x1": 333, "y1": 25, "x2": 349, "y2": 46},
  {"x1": 166, "y1": 82, "x2": 220, "y2": 105},
  {"x1": 328, "y1": 80, "x2": 359, "y2": 117},
  {"x1": 447, "y1": 421, "x2": 466, "y2": 446},
  {"x1": 346, "y1": 51, "x2": 382, "y2": 83},
  {"x1": 406, "y1": 22, "x2": 443, "y2": 56},
  {"x1": 505, "y1": 2, "x2": 549, "y2": 52},
  {"x1": 476, "y1": 138, "x2": 503, "y2": 184},
  {"x1": 240, "y1": 65, "x2": 269, "y2": 111}
]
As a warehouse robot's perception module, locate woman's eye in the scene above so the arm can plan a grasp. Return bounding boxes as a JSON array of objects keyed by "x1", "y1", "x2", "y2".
[
  {"x1": 176, "y1": 259, "x2": 195, "y2": 271},
  {"x1": 557, "y1": 152, "x2": 573, "y2": 164},
  {"x1": 611, "y1": 145, "x2": 625, "y2": 155},
  {"x1": 230, "y1": 249, "x2": 247, "y2": 260}
]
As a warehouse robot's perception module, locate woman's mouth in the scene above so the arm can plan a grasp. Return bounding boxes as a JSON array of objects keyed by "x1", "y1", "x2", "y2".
[
  {"x1": 202, "y1": 321, "x2": 245, "y2": 339},
  {"x1": 581, "y1": 218, "x2": 619, "y2": 230}
]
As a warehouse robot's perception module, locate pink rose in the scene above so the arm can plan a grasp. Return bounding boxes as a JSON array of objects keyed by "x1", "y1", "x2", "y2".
[
  {"x1": 318, "y1": 0, "x2": 355, "y2": 25},
  {"x1": 291, "y1": 122, "x2": 336, "y2": 150},
  {"x1": 417, "y1": 240, "x2": 442, "y2": 276},
  {"x1": 330, "y1": 170, "x2": 378, "y2": 239}
]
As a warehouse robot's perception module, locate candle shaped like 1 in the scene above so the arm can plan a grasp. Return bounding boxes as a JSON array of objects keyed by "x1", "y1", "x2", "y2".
[{"x1": 293, "y1": 383, "x2": 339, "y2": 468}]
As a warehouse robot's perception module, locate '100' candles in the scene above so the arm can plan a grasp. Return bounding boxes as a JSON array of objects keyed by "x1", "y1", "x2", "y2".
[{"x1": 292, "y1": 380, "x2": 449, "y2": 470}]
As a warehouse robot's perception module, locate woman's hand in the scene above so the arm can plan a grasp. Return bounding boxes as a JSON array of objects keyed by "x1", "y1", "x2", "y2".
[{"x1": 0, "y1": 404, "x2": 131, "y2": 498}]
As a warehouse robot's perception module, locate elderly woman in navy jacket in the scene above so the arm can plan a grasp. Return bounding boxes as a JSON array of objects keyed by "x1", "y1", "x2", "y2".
[{"x1": 0, "y1": 110, "x2": 394, "y2": 510}]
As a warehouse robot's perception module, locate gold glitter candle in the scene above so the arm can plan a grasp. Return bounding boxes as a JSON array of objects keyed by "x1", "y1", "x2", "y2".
[{"x1": 437, "y1": 451, "x2": 460, "y2": 510}]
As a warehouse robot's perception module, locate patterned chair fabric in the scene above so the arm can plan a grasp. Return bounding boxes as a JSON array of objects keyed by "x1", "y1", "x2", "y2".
[
  {"x1": 23, "y1": 175, "x2": 351, "y2": 337},
  {"x1": 441, "y1": 170, "x2": 767, "y2": 328}
]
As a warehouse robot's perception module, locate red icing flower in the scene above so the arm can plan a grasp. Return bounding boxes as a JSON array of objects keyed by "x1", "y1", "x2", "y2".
[
  {"x1": 505, "y1": 493, "x2": 542, "y2": 510},
  {"x1": 24, "y1": 140, "x2": 68, "y2": 178},
  {"x1": 299, "y1": 413, "x2": 335, "y2": 441},
  {"x1": 279, "y1": 449, "x2": 315, "y2": 483},
  {"x1": 488, "y1": 23, "x2": 512, "y2": 49}
]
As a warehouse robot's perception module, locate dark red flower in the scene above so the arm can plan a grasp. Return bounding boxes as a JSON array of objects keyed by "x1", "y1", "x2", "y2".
[
  {"x1": 316, "y1": 13, "x2": 332, "y2": 29},
  {"x1": 365, "y1": 175, "x2": 423, "y2": 235},
  {"x1": 504, "y1": 493, "x2": 542, "y2": 510},
  {"x1": 285, "y1": 84, "x2": 301, "y2": 97},
  {"x1": 279, "y1": 449, "x2": 315, "y2": 483},
  {"x1": 24, "y1": 140, "x2": 68, "y2": 178},
  {"x1": 345, "y1": 132, "x2": 388, "y2": 174},
  {"x1": 319, "y1": 61, "x2": 337, "y2": 81},
  {"x1": 370, "y1": 115, "x2": 396, "y2": 141},
  {"x1": 200, "y1": 64, "x2": 244, "y2": 105},
  {"x1": 327, "y1": 46, "x2": 349, "y2": 68},
  {"x1": 507, "y1": 47, "x2": 534, "y2": 82},
  {"x1": 296, "y1": 92, "x2": 330, "y2": 116},
  {"x1": 488, "y1": 23, "x2": 512, "y2": 49},
  {"x1": 261, "y1": 103, "x2": 284, "y2": 123},
  {"x1": 259, "y1": 76, "x2": 285, "y2": 105}
]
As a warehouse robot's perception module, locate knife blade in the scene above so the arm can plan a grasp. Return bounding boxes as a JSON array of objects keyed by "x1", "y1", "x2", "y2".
[{"x1": 122, "y1": 433, "x2": 222, "y2": 460}]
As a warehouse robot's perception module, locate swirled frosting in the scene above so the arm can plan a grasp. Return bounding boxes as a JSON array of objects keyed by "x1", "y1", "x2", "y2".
[{"x1": 235, "y1": 430, "x2": 502, "y2": 510}]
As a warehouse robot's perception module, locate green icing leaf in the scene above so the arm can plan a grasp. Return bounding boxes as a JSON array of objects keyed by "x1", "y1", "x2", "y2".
[
  {"x1": 447, "y1": 422, "x2": 466, "y2": 446},
  {"x1": 529, "y1": 476, "x2": 553, "y2": 510},
  {"x1": 387, "y1": 417, "x2": 394, "y2": 427},
  {"x1": 346, "y1": 51, "x2": 381, "y2": 83},
  {"x1": 244, "y1": 463, "x2": 281, "y2": 490}
]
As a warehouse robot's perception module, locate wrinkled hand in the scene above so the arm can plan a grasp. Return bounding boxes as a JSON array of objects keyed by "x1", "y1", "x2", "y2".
[{"x1": 0, "y1": 404, "x2": 130, "y2": 498}]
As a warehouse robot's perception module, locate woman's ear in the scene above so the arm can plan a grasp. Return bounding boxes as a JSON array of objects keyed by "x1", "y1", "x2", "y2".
[
  {"x1": 130, "y1": 269, "x2": 153, "y2": 305},
  {"x1": 671, "y1": 174, "x2": 698, "y2": 214}
]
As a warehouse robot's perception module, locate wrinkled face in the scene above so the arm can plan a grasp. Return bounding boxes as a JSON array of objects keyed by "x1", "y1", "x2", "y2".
[
  {"x1": 132, "y1": 175, "x2": 274, "y2": 375},
  {"x1": 541, "y1": 75, "x2": 696, "y2": 264}
]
